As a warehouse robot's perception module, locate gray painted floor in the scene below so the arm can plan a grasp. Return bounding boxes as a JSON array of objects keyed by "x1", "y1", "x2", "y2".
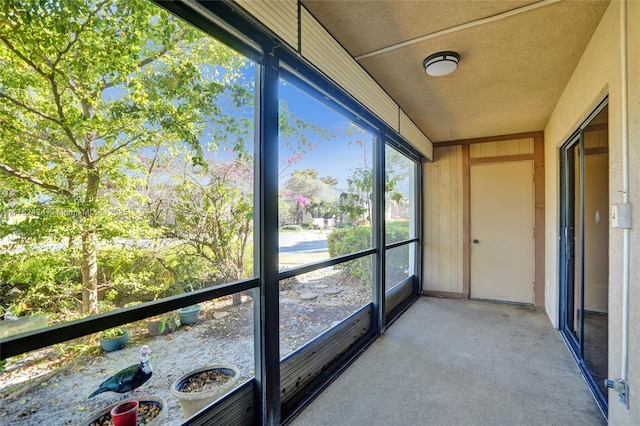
[{"x1": 291, "y1": 297, "x2": 605, "y2": 426}]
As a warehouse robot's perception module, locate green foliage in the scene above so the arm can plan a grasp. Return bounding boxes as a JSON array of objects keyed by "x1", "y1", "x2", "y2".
[
  {"x1": 327, "y1": 221, "x2": 412, "y2": 287},
  {"x1": 0, "y1": 245, "x2": 215, "y2": 323},
  {"x1": 386, "y1": 220, "x2": 411, "y2": 286},
  {"x1": 386, "y1": 220, "x2": 410, "y2": 244},
  {"x1": 0, "y1": 0, "x2": 353, "y2": 322},
  {"x1": 98, "y1": 246, "x2": 174, "y2": 306},
  {"x1": 327, "y1": 226, "x2": 372, "y2": 285},
  {"x1": 0, "y1": 0, "x2": 255, "y2": 314},
  {"x1": 169, "y1": 159, "x2": 254, "y2": 283},
  {"x1": 99, "y1": 327, "x2": 126, "y2": 340},
  {"x1": 158, "y1": 313, "x2": 180, "y2": 334},
  {"x1": 0, "y1": 250, "x2": 81, "y2": 319},
  {"x1": 340, "y1": 168, "x2": 372, "y2": 224}
]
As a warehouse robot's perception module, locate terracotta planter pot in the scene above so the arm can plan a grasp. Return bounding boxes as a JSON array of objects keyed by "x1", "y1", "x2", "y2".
[
  {"x1": 170, "y1": 364, "x2": 240, "y2": 418},
  {"x1": 82, "y1": 396, "x2": 166, "y2": 426}
]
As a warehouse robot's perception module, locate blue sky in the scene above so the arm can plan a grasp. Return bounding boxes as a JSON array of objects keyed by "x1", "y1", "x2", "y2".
[
  {"x1": 101, "y1": 61, "x2": 375, "y2": 192},
  {"x1": 278, "y1": 79, "x2": 373, "y2": 191}
]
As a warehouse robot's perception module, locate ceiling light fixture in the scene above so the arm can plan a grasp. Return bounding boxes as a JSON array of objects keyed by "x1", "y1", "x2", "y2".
[{"x1": 423, "y1": 51, "x2": 460, "y2": 77}]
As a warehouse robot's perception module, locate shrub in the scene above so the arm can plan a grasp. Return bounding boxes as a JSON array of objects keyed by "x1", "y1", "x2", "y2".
[
  {"x1": 385, "y1": 244, "x2": 411, "y2": 288},
  {"x1": 327, "y1": 226, "x2": 372, "y2": 285},
  {"x1": 0, "y1": 245, "x2": 215, "y2": 322},
  {"x1": 385, "y1": 220, "x2": 409, "y2": 244},
  {"x1": 327, "y1": 220, "x2": 413, "y2": 288},
  {"x1": 385, "y1": 220, "x2": 411, "y2": 287},
  {"x1": 98, "y1": 247, "x2": 174, "y2": 307},
  {"x1": 0, "y1": 250, "x2": 81, "y2": 320}
]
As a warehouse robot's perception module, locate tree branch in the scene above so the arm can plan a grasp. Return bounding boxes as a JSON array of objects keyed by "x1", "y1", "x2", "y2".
[
  {"x1": 96, "y1": 43, "x2": 170, "y2": 97},
  {"x1": 0, "y1": 162, "x2": 73, "y2": 199},
  {"x1": 140, "y1": 46, "x2": 168, "y2": 68},
  {"x1": 94, "y1": 131, "x2": 146, "y2": 163},
  {"x1": 48, "y1": 75, "x2": 87, "y2": 157},
  {"x1": 0, "y1": 92, "x2": 62, "y2": 125},
  {"x1": 52, "y1": 0, "x2": 110, "y2": 67},
  {"x1": 0, "y1": 121, "x2": 85, "y2": 167},
  {"x1": 0, "y1": 36, "x2": 48, "y2": 78},
  {"x1": 145, "y1": 142, "x2": 162, "y2": 190}
]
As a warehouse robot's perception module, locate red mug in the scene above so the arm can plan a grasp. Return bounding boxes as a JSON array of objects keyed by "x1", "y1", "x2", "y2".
[{"x1": 110, "y1": 400, "x2": 139, "y2": 426}]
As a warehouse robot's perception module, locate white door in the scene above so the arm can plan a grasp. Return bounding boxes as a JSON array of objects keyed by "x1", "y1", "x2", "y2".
[{"x1": 470, "y1": 161, "x2": 534, "y2": 304}]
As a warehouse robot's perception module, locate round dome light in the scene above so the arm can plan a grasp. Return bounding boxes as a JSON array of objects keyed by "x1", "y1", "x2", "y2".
[{"x1": 423, "y1": 51, "x2": 460, "y2": 77}]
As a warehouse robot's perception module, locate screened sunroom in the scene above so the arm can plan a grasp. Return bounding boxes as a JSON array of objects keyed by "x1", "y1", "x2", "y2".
[{"x1": 1, "y1": 1, "x2": 639, "y2": 425}]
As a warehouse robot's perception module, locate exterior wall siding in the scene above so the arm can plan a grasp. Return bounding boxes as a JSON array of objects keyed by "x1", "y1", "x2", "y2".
[
  {"x1": 425, "y1": 136, "x2": 544, "y2": 305},
  {"x1": 423, "y1": 146, "x2": 464, "y2": 294},
  {"x1": 234, "y1": 0, "x2": 298, "y2": 49},
  {"x1": 469, "y1": 138, "x2": 534, "y2": 158}
]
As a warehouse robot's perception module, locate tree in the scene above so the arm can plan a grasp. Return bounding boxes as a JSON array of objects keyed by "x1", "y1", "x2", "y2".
[
  {"x1": 282, "y1": 169, "x2": 335, "y2": 224},
  {"x1": 340, "y1": 168, "x2": 372, "y2": 224},
  {"x1": 384, "y1": 146, "x2": 410, "y2": 220},
  {"x1": 168, "y1": 158, "x2": 253, "y2": 305},
  {"x1": 0, "y1": 0, "x2": 253, "y2": 314}
]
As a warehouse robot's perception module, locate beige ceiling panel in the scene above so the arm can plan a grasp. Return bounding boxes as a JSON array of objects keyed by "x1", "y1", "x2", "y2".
[
  {"x1": 357, "y1": 1, "x2": 609, "y2": 142},
  {"x1": 234, "y1": 0, "x2": 298, "y2": 50},
  {"x1": 301, "y1": 0, "x2": 538, "y2": 57},
  {"x1": 300, "y1": 8, "x2": 399, "y2": 131},
  {"x1": 400, "y1": 110, "x2": 433, "y2": 160}
]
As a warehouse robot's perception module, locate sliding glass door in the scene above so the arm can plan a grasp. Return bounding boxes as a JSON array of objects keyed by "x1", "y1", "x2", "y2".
[{"x1": 560, "y1": 101, "x2": 609, "y2": 414}]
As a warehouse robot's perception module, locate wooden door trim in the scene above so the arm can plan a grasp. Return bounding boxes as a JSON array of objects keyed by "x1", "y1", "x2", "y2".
[
  {"x1": 459, "y1": 136, "x2": 545, "y2": 306},
  {"x1": 469, "y1": 153, "x2": 534, "y2": 165},
  {"x1": 469, "y1": 160, "x2": 535, "y2": 303},
  {"x1": 462, "y1": 145, "x2": 470, "y2": 298},
  {"x1": 435, "y1": 131, "x2": 544, "y2": 148},
  {"x1": 424, "y1": 291, "x2": 465, "y2": 299},
  {"x1": 533, "y1": 136, "x2": 545, "y2": 307}
]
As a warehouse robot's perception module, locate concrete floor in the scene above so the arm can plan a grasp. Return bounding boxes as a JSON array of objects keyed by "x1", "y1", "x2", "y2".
[{"x1": 291, "y1": 297, "x2": 605, "y2": 426}]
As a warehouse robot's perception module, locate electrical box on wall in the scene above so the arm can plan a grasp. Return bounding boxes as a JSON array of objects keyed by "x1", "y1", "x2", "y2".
[{"x1": 612, "y1": 203, "x2": 632, "y2": 228}]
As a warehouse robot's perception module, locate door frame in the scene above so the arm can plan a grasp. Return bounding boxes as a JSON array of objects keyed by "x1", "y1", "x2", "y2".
[
  {"x1": 459, "y1": 135, "x2": 545, "y2": 306},
  {"x1": 469, "y1": 160, "x2": 535, "y2": 303}
]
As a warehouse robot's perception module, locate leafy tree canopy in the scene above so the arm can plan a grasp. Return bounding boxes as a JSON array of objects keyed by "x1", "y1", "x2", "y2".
[{"x1": 0, "y1": 0, "x2": 255, "y2": 313}]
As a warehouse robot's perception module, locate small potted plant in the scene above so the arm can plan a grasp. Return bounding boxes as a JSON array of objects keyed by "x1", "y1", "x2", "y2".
[
  {"x1": 170, "y1": 364, "x2": 240, "y2": 418},
  {"x1": 176, "y1": 304, "x2": 201, "y2": 325},
  {"x1": 99, "y1": 327, "x2": 129, "y2": 352},
  {"x1": 147, "y1": 313, "x2": 180, "y2": 336}
]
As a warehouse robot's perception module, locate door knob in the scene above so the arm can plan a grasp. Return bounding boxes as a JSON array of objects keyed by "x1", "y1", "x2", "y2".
[{"x1": 472, "y1": 239, "x2": 479, "y2": 244}]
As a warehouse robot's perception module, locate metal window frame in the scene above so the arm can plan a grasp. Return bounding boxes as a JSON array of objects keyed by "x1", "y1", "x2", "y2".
[
  {"x1": 383, "y1": 142, "x2": 423, "y2": 312},
  {"x1": 1, "y1": 1, "x2": 425, "y2": 425}
]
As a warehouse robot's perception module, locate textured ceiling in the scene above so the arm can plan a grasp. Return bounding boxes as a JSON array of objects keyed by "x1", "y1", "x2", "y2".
[{"x1": 301, "y1": 0, "x2": 610, "y2": 142}]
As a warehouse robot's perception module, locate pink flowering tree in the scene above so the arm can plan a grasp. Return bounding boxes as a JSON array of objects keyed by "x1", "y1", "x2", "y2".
[{"x1": 282, "y1": 169, "x2": 334, "y2": 225}]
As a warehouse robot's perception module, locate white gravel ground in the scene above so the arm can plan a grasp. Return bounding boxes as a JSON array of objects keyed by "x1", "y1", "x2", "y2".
[
  {"x1": 1, "y1": 301, "x2": 257, "y2": 425},
  {"x1": 1, "y1": 271, "x2": 368, "y2": 425}
]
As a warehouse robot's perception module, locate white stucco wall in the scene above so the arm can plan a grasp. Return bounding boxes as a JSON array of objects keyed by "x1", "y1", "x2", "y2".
[{"x1": 544, "y1": 1, "x2": 639, "y2": 423}]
